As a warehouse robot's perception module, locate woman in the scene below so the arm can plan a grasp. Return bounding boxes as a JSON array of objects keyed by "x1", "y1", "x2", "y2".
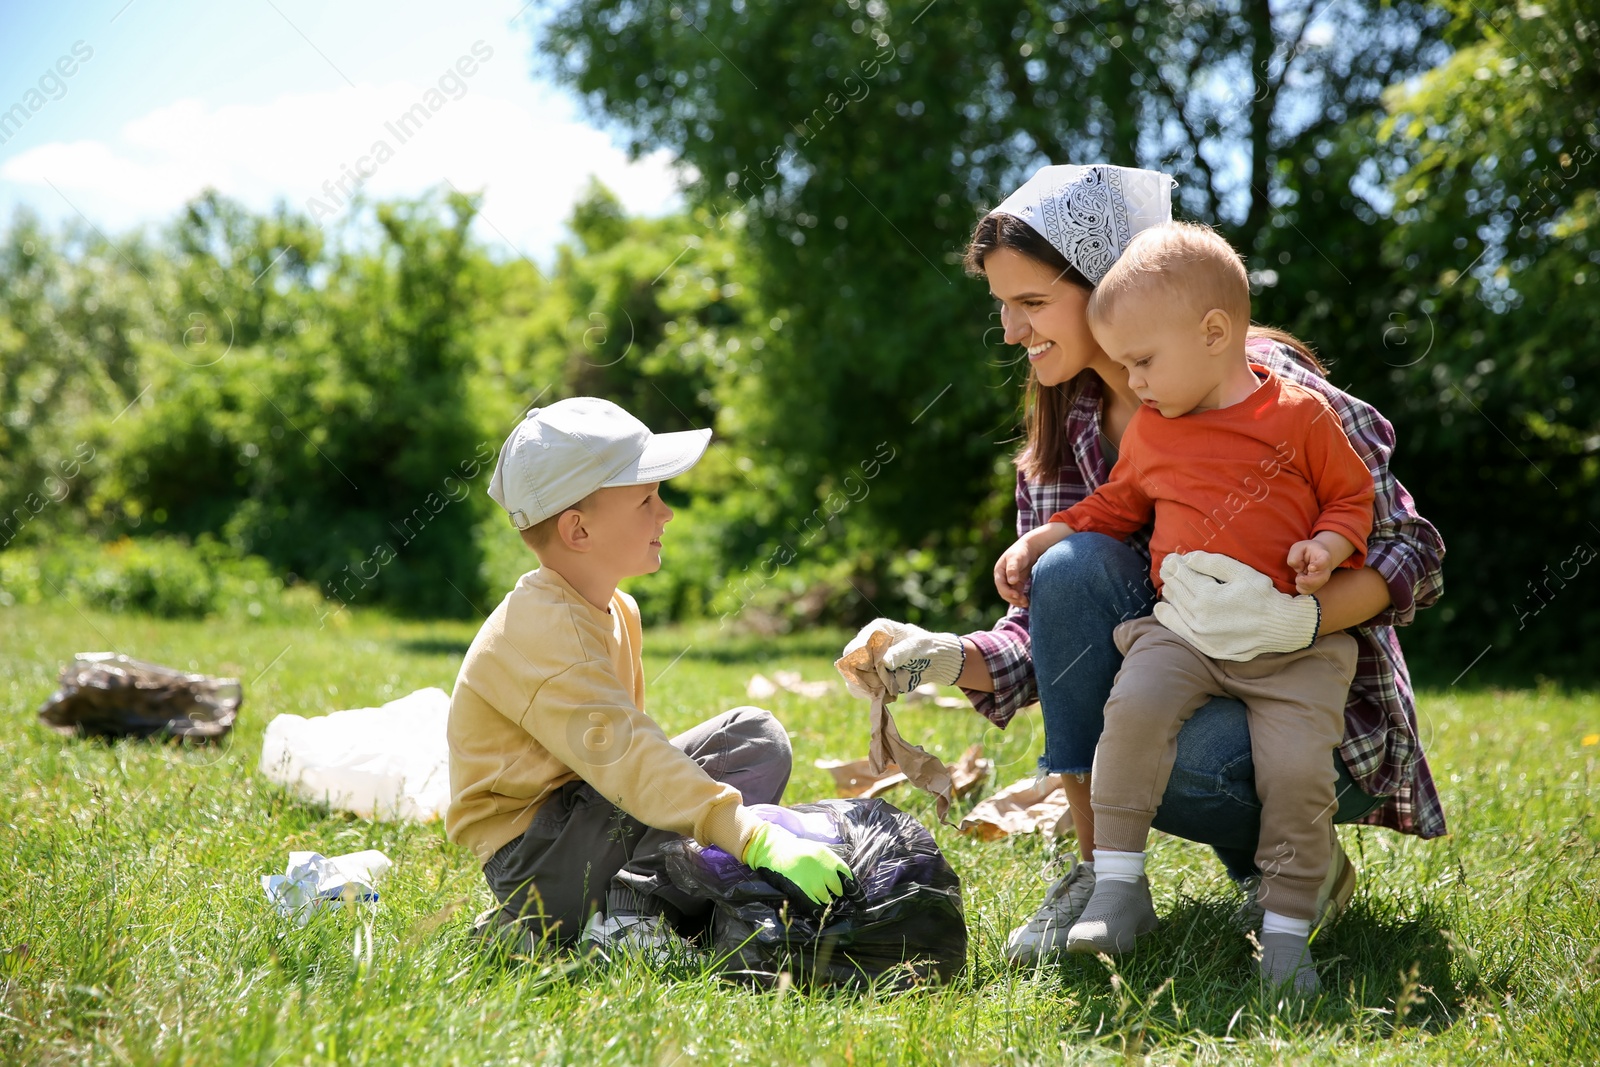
[{"x1": 843, "y1": 164, "x2": 1446, "y2": 967}]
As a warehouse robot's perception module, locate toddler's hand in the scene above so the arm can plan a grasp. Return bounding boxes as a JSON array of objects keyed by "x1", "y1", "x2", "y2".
[
  {"x1": 994, "y1": 538, "x2": 1038, "y2": 608},
  {"x1": 1286, "y1": 539, "x2": 1332, "y2": 595}
]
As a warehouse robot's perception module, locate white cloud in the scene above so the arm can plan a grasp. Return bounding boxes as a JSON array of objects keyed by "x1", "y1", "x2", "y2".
[{"x1": 0, "y1": 79, "x2": 686, "y2": 259}]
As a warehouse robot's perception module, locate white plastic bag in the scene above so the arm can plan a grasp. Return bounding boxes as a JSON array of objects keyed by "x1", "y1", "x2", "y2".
[
  {"x1": 261, "y1": 849, "x2": 392, "y2": 926},
  {"x1": 259, "y1": 687, "x2": 450, "y2": 822}
]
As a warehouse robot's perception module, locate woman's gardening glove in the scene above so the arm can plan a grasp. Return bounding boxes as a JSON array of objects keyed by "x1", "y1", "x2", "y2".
[
  {"x1": 838, "y1": 618, "x2": 965, "y2": 698},
  {"x1": 741, "y1": 822, "x2": 854, "y2": 905},
  {"x1": 1153, "y1": 550, "x2": 1321, "y2": 662}
]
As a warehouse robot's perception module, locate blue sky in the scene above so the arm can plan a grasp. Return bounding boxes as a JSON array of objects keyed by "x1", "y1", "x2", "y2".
[{"x1": 0, "y1": 0, "x2": 683, "y2": 260}]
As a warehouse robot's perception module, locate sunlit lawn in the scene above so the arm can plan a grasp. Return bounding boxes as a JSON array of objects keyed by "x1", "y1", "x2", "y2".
[{"x1": 2, "y1": 601, "x2": 1597, "y2": 1065}]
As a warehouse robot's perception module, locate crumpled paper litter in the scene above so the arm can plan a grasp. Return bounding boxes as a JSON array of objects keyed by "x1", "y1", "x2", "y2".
[
  {"x1": 816, "y1": 743, "x2": 992, "y2": 802},
  {"x1": 958, "y1": 773, "x2": 1076, "y2": 841},
  {"x1": 746, "y1": 670, "x2": 835, "y2": 700},
  {"x1": 261, "y1": 849, "x2": 392, "y2": 926},
  {"x1": 833, "y1": 631, "x2": 958, "y2": 821}
]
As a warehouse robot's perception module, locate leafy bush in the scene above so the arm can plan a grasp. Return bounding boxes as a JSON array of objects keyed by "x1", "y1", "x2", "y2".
[
  {"x1": 0, "y1": 536, "x2": 326, "y2": 621},
  {"x1": 89, "y1": 192, "x2": 499, "y2": 618}
]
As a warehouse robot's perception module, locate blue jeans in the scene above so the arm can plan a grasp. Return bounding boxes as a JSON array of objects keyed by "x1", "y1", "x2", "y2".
[{"x1": 1028, "y1": 532, "x2": 1385, "y2": 881}]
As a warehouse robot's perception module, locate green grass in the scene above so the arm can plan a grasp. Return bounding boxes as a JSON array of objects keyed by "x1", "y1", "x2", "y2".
[{"x1": 2, "y1": 600, "x2": 1598, "y2": 1065}]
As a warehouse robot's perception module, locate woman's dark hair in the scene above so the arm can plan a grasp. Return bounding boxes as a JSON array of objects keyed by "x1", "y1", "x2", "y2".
[{"x1": 965, "y1": 211, "x2": 1327, "y2": 482}]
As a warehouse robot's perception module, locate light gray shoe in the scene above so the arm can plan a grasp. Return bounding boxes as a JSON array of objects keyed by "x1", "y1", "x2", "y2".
[
  {"x1": 1257, "y1": 930, "x2": 1320, "y2": 995},
  {"x1": 579, "y1": 911, "x2": 691, "y2": 966},
  {"x1": 1235, "y1": 830, "x2": 1357, "y2": 933},
  {"x1": 1004, "y1": 854, "x2": 1097, "y2": 966},
  {"x1": 469, "y1": 906, "x2": 537, "y2": 957},
  {"x1": 1065, "y1": 875, "x2": 1158, "y2": 954}
]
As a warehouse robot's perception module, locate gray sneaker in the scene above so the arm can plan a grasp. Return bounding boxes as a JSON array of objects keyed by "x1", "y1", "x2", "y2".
[
  {"x1": 579, "y1": 911, "x2": 691, "y2": 966},
  {"x1": 1065, "y1": 875, "x2": 1158, "y2": 954},
  {"x1": 1257, "y1": 930, "x2": 1320, "y2": 995},
  {"x1": 469, "y1": 906, "x2": 537, "y2": 957},
  {"x1": 1235, "y1": 830, "x2": 1356, "y2": 933},
  {"x1": 1004, "y1": 855, "x2": 1097, "y2": 966}
]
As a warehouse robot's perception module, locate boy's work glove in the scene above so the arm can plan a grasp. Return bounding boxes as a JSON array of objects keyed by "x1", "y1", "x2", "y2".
[
  {"x1": 838, "y1": 618, "x2": 965, "y2": 697},
  {"x1": 741, "y1": 822, "x2": 854, "y2": 905},
  {"x1": 1154, "y1": 551, "x2": 1321, "y2": 662}
]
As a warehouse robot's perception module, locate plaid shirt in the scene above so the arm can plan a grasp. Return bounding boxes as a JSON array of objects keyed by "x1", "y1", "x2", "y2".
[{"x1": 963, "y1": 338, "x2": 1448, "y2": 839}]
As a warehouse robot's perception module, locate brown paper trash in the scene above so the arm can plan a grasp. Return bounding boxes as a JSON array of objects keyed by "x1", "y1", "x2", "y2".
[
  {"x1": 814, "y1": 759, "x2": 909, "y2": 799},
  {"x1": 816, "y1": 743, "x2": 992, "y2": 802},
  {"x1": 746, "y1": 670, "x2": 834, "y2": 700},
  {"x1": 832, "y1": 630, "x2": 1069, "y2": 838},
  {"x1": 957, "y1": 772, "x2": 1076, "y2": 841},
  {"x1": 833, "y1": 631, "x2": 978, "y2": 822},
  {"x1": 903, "y1": 682, "x2": 966, "y2": 709}
]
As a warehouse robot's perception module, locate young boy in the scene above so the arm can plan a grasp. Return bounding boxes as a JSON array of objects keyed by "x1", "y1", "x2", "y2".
[
  {"x1": 994, "y1": 223, "x2": 1373, "y2": 993},
  {"x1": 447, "y1": 397, "x2": 851, "y2": 960}
]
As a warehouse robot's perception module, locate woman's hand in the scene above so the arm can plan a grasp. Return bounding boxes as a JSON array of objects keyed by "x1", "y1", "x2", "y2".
[
  {"x1": 838, "y1": 618, "x2": 965, "y2": 697},
  {"x1": 1153, "y1": 551, "x2": 1321, "y2": 661}
]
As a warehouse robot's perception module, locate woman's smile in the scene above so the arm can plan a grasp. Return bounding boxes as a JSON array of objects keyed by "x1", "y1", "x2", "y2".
[{"x1": 985, "y1": 248, "x2": 1100, "y2": 388}]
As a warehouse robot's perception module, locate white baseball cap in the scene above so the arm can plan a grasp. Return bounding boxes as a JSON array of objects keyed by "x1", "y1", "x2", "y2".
[{"x1": 487, "y1": 397, "x2": 712, "y2": 529}]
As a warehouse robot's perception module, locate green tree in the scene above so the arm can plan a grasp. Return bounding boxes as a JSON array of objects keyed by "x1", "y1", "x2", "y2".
[
  {"x1": 1244, "y1": 0, "x2": 1599, "y2": 676},
  {"x1": 98, "y1": 190, "x2": 496, "y2": 617},
  {"x1": 1, "y1": 184, "x2": 781, "y2": 622},
  {"x1": 0, "y1": 210, "x2": 148, "y2": 550},
  {"x1": 538, "y1": 0, "x2": 1451, "y2": 627},
  {"x1": 1376, "y1": 0, "x2": 1599, "y2": 673}
]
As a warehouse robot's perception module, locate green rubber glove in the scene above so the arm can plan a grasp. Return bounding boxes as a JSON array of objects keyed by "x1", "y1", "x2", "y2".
[{"x1": 740, "y1": 822, "x2": 853, "y2": 905}]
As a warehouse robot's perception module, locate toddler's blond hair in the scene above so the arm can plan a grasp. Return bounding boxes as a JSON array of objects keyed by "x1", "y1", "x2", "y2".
[{"x1": 1087, "y1": 221, "x2": 1251, "y2": 329}]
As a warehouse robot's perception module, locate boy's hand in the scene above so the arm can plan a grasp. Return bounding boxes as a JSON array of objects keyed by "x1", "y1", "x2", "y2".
[
  {"x1": 1287, "y1": 532, "x2": 1355, "y2": 595},
  {"x1": 741, "y1": 822, "x2": 853, "y2": 905}
]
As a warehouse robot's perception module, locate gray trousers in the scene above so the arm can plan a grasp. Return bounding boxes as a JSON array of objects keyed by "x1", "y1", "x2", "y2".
[{"x1": 481, "y1": 706, "x2": 792, "y2": 945}]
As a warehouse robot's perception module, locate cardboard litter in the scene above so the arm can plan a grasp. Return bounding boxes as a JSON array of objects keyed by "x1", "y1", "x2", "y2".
[{"x1": 958, "y1": 772, "x2": 1076, "y2": 841}]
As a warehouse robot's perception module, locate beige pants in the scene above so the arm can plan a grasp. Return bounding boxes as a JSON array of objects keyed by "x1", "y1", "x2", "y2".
[{"x1": 1091, "y1": 615, "x2": 1359, "y2": 921}]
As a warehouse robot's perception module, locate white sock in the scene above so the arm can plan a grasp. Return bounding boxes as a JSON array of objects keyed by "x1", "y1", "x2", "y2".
[
  {"x1": 1092, "y1": 849, "x2": 1146, "y2": 884},
  {"x1": 1262, "y1": 910, "x2": 1311, "y2": 938}
]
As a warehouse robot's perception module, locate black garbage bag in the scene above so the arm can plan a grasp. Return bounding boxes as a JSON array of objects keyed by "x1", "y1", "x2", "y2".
[
  {"x1": 37, "y1": 652, "x2": 242, "y2": 741},
  {"x1": 662, "y1": 797, "x2": 966, "y2": 987}
]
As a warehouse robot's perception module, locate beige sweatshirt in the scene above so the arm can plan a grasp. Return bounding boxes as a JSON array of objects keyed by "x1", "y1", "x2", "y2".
[{"x1": 444, "y1": 566, "x2": 764, "y2": 866}]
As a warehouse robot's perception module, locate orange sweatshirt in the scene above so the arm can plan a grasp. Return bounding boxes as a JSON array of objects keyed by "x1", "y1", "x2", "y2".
[
  {"x1": 1052, "y1": 364, "x2": 1374, "y2": 596},
  {"x1": 445, "y1": 566, "x2": 765, "y2": 866}
]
